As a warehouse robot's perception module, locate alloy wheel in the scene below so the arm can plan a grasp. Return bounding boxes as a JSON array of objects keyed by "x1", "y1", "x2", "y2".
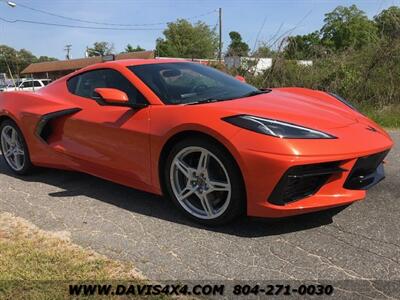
[
  {"x1": 1, "y1": 125, "x2": 26, "y2": 171},
  {"x1": 169, "y1": 146, "x2": 232, "y2": 220}
]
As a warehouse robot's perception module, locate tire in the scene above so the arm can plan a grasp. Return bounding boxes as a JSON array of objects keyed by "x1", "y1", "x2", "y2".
[
  {"x1": 164, "y1": 137, "x2": 245, "y2": 226},
  {"x1": 0, "y1": 119, "x2": 34, "y2": 175}
]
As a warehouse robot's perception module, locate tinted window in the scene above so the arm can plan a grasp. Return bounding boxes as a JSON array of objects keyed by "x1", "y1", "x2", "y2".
[
  {"x1": 67, "y1": 69, "x2": 147, "y2": 104},
  {"x1": 128, "y1": 62, "x2": 258, "y2": 104},
  {"x1": 67, "y1": 76, "x2": 78, "y2": 93},
  {"x1": 42, "y1": 80, "x2": 52, "y2": 86},
  {"x1": 33, "y1": 81, "x2": 42, "y2": 87},
  {"x1": 22, "y1": 81, "x2": 33, "y2": 88}
]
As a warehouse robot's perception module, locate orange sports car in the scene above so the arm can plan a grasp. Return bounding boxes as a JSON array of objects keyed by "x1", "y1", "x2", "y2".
[{"x1": 0, "y1": 59, "x2": 393, "y2": 225}]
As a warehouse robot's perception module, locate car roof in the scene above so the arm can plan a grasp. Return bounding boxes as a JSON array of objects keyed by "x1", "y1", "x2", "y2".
[
  {"x1": 20, "y1": 78, "x2": 50, "y2": 81},
  {"x1": 61, "y1": 58, "x2": 197, "y2": 81},
  {"x1": 104, "y1": 58, "x2": 194, "y2": 67}
]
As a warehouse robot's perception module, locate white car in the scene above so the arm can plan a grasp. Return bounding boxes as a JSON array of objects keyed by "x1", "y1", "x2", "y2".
[{"x1": 1, "y1": 79, "x2": 52, "y2": 92}]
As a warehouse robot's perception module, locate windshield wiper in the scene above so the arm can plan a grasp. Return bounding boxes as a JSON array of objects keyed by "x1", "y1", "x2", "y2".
[
  {"x1": 186, "y1": 98, "x2": 221, "y2": 105},
  {"x1": 239, "y1": 89, "x2": 271, "y2": 98},
  {"x1": 186, "y1": 89, "x2": 271, "y2": 105}
]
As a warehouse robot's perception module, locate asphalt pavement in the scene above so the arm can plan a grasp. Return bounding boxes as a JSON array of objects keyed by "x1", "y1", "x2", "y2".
[{"x1": 0, "y1": 131, "x2": 399, "y2": 286}]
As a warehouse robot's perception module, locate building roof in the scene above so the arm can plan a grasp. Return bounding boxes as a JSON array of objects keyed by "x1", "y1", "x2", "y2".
[{"x1": 21, "y1": 50, "x2": 154, "y2": 74}]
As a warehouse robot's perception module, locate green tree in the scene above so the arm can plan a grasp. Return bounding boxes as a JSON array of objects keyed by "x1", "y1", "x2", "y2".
[
  {"x1": 284, "y1": 31, "x2": 322, "y2": 59},
  {"x1": 253, "y1": 44, "x2": 274, "y2": 58},
  {"x1": 87, "y1": 42, "x2": 114, "y2": 57},
  {"x1": 1, "y1": 45, "x2": 58, "y2": 77},
  {"x1": 226, "y1": 31, "x2": 250, "y2": 57},
  {"x1": 374, "y1": 6, "x2": 400, "y2": 39},
  {"x1": 124, "y1": 44, "x2": 145, "y2": 53},
  {"x1": 156, "y1": 19, "x2": 218, "y2": 59},
  {"x1": 321, "y1": 5, "x2": 378, "y2": 50},
  {"x1": 16, "y1": 49, "x2": 37, "y2": 74},
  {"x1": 0, "y1": 46, "x2": 41, "y2": 76},
  {"x1": 36, "y1": 56, "x2": 58, "y2": 63},
  {"x1": 0, "y1": 45, "x2": 18, "y2": 76}
]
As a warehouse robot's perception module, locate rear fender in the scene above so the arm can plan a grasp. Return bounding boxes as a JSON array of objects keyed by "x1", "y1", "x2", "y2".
[{"x1": 0, "y1": 92, "x2": 82, "y2": 168}]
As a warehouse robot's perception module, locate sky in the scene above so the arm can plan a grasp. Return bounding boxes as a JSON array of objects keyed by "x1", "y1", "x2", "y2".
[{"x1": 0, "y1": 0, "x2": 399, "y2": 60}]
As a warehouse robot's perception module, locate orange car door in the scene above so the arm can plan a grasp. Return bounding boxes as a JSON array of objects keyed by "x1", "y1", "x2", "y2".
[{"x1": 54, "y1": 68, "x2": 152, "y2": 189}]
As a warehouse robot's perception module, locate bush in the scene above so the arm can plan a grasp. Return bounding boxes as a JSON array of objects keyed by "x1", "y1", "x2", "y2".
[{"x1": 234, "y1": 40, "x2": 400, "y2": 127}]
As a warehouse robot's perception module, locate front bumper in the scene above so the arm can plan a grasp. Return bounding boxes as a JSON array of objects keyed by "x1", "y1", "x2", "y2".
[
  {"x1": 231, "y1": 123, "x2": 393, "y2": 218},
  {"x1": 343, "y1": 151, "x2": 388, "y2": 190}
]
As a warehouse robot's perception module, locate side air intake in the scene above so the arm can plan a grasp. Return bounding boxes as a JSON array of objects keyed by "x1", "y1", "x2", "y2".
[{"x1": 35, "y1": 108, "x2": 81, "y2": 143}]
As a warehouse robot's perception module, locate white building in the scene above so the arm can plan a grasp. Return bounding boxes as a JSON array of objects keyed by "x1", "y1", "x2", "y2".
[
  {"x1": 224, "y1": 56, "x2": 313, "y2": 74},
  {"x1": 224, "y1": 57, "x2": 273, "y2": 75}
]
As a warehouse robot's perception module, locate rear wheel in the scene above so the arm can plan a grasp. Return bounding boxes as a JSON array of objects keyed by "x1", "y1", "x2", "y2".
[
  {"x1": 164, "y1": 137, "x2": 245, "y2": 226},
  {"x1": 0, "y1": 119, "x2": 33, "y2": 175}
]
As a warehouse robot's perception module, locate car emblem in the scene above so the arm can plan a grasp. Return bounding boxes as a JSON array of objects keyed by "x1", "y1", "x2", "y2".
[{"x1": 366, "y1": 126, "x2": 378, "y2": 132}]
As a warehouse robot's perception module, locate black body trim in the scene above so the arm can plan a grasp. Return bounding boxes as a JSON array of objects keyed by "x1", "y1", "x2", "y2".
[
  {"x1": 35, "y1": 108, "x2": 81, "y2": 143},
  {"x1": 344, "y1": 150, "x2": 389, "y2": 190},
  {"x1": 268, "y1": 161, "x2": 344, "y2": 206}
]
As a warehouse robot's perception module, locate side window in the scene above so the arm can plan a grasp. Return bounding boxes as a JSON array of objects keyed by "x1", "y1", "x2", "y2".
[
  {"x1": 33, "y1": 81, "x2": 42, "y2": 87},
  {"x1": 67, "y1": 76, "x2": 78, "y2": 93},
  {"x1": 22, "y1": 81, "x2": 33, "y2": 88},
  {"x1": 67, "y1": 69, "x2": 147, "y2": 104}
]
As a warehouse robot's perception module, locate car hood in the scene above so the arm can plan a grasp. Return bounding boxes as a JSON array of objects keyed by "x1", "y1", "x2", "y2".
[{"x1": 210, "y1": 89, "x2": 359, "y2": 130}]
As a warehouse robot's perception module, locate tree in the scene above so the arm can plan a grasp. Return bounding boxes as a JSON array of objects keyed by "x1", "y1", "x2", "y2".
[
  {"x1": 0, "y1": 45, "x2": 18, "y2": 77},
  {"x1": 321, "y1": 5, "x2": 378, "y2": 51},
  {"x1": 0, "y1": 45, "x2": 58, "y2": 76},
  {"x1": 0, "y1": 46, "x2": 37, "y2": 76},
  {"x1": 16, "y1": 49, "x2": 37, "y2": 74},
  {"x1": 226, "y1": 31, "x2": 250, "y2": 57},
  {"x1": 284, "y1": 31, "x2": 322, "y2": 59},
  {"x1": 156, "y1": 19, "x2": 218, "y2": 59},
  {"x1": 253, "y1": 44, "x2": 274, "y2": 58},
  {"x1": 86, "y1": 42, "x2": 114, "y2": 57},
  {"x1": 36, "y1": 56, "x2": 58, "y2": 63},
  {"x1": 124, "y1": 44, "x2": 145, "y2": 53},
  {"x1": 374, "y1": 6, "x2": 400, "y2": 39}
]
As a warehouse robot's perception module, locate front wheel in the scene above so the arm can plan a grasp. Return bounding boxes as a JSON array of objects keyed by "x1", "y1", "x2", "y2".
[
  {"x1": 0, "y1": 119, "x2": 33, "y2": 175},
  {"x1": 164, "y1": 138, "x2": 245, "y2": 226}
]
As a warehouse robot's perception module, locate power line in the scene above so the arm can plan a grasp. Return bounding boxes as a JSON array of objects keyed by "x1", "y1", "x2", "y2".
[
  {"x1": 12, "y1": 1, "x2": 218, "y2": 27},
  {"x1": 0, "y1": 16, "x2": 163, "y2": 30}
]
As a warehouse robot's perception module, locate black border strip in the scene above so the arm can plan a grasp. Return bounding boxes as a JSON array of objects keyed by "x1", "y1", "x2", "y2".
[{"x1": 35, "y1": 108, "x2": 81, "y2": 144}]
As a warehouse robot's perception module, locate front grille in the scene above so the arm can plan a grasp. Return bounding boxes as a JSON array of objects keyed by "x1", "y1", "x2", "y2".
[
  {"x1": 268, "y1": 161, "x2": 344, "y2": 206},
  {"x1": 344, "y1": 150, "x2": 389, "y2": 190}
]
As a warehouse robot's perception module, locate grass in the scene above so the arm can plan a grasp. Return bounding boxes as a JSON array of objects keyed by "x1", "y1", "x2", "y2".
[
  {"x1": 0, "y1": 212, "x2": 144, "y2": 299},
  {"x1": 359, "y1": 104, "x2": 400, "y2": 129}
]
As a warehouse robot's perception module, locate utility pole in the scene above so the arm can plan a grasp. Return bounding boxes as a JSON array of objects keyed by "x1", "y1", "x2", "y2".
[
  {"x1": 218, "y1": 8, "x2": 222, "y2": 63},
  {"x1": 64, "y1": 44, "x2": 72, "y2": 60}
]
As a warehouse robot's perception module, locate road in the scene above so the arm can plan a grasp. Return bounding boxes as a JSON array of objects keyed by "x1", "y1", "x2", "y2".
[{"x1": 0, "y1": 131, "x2": 399, "y2": 287}]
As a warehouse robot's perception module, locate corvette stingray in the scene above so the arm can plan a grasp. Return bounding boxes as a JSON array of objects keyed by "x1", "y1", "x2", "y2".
[{"x1": 0, "y1": 59, "x2": 393, "y2": 225}]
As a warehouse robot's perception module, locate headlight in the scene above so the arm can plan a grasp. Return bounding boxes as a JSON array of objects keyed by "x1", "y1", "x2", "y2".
[
  {"x1": 223, "y1": 115, "x2": 336, "y2": 139},
  {"x1": 328, "y1": 92, "x2": 359, "y2": 112}
]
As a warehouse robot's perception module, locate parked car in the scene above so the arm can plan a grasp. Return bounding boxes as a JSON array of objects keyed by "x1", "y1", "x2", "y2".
[
  {"x1": 1, "y1": 82, "x2": 21, "y2": 92},
  {"x1": 0, "y1": 59, "x2": 393, "y2": 225},
  {"x1": 1, "y1": 79, "x2": 52, "y2": 92}
]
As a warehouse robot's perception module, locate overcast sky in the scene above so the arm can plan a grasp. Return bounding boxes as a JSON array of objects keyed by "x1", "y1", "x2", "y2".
[{"x1": 0, "y1": 0, "x2": 397, "y2": 59}]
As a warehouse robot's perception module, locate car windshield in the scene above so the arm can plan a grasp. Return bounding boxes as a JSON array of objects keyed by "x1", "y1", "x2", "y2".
[{"x1": 128, "y1": 62, "x2": 260, "y2": 105}]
